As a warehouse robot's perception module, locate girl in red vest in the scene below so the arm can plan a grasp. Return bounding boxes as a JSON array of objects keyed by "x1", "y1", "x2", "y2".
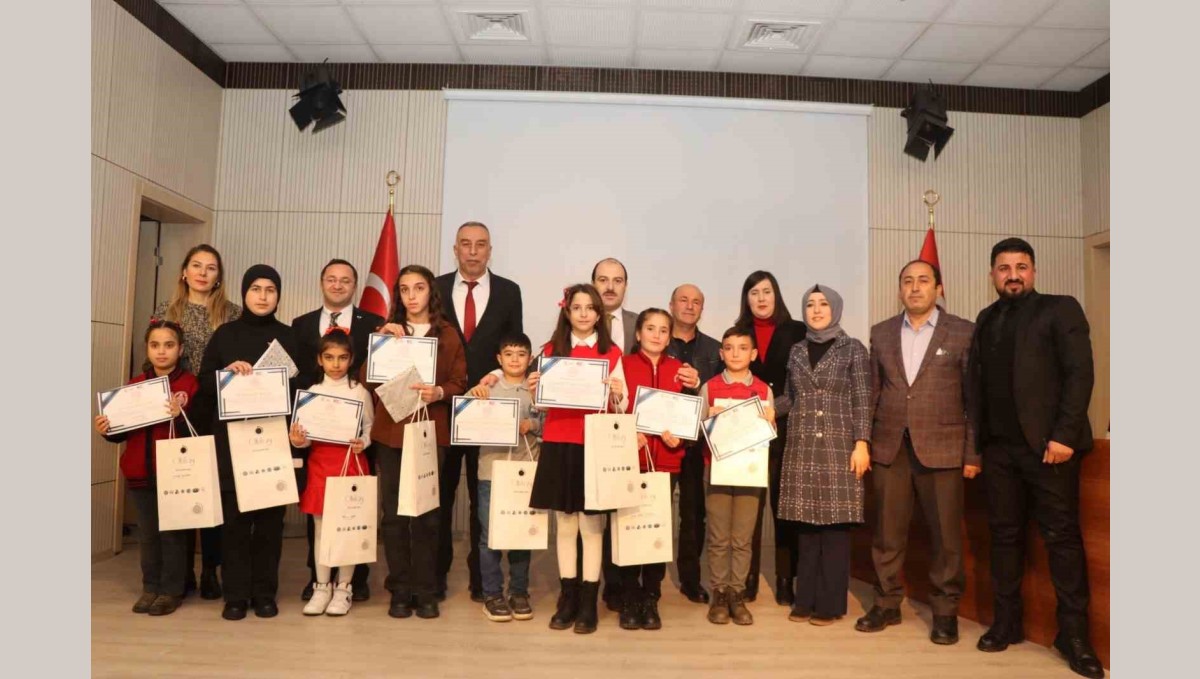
[
  {"x1": 527, "y1": 284, "x2": 627, "y2": 634},
  {"x1": 618, "y1": 308, "x2": 687, "y2": 631},
  {"x1": 94, "y1": 319, "x2": 198, "y2": 617}
]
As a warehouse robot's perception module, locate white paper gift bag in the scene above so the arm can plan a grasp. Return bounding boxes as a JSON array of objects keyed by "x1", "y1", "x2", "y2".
[
  {"x1": 612, "y1": 449, "x2": 673, "y2": 566},
  {"x1": 319, "y1": 451, "x2": 378, "y2": 568},
  {"x1": 227, "y1": 416, "x2": 299, "y2": 512},
  {"x1": 155, "y1": 411, "x2": 223, "y2": 530},
  {"x1": 710, "y1": 443, "x2": 769, "y2": 488},
  {"x1": 488, "y1": 437, "x2": 547, "y2": 551},
  {"x1": 397, "y1": 407, "x2": 440, "y2": 517},
  {"x1": 584, "y1": 413, "x2": 640, "y2": 511}
]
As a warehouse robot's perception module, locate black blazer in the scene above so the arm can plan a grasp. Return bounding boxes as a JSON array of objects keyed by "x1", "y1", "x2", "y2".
[
  {"x1": 969, "y1": 290, "x2": 1094, "y2": 454},
  {"x1": 749, "y1": 319, "x2": 808, "y2": 422},
  {"x1": 665, "y1": 330, "x2": 724, "y2": 396},
  {"x1": 435, "y1": 271, "x2": 524, "y2": 386},
  {"x1": 290, "y1": 305, "x2": 385, "y2": 391}
]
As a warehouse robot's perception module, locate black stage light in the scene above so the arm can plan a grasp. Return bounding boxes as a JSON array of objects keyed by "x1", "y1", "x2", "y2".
[
  {"x1": 289, "y1": 60, "x2": 346, "y2": 133},
  {"x1": 901, "y1": 83, "x2": 954, "y2": 161}
]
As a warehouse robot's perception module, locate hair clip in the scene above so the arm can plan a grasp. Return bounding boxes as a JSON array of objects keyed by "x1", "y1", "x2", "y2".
[
  {"x1": 557, "y1": 286, "x2": 570, "y2": 309},
  {"x1": 324, "y1": 325, "x2": 350, "y2": 337}
]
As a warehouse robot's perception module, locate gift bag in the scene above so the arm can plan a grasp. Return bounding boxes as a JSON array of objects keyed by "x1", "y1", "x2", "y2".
[
  {"x1": 319, "y1": 449, "x2": 378, "y2": 568},
  {"x1": 710, "y1": 443, "x2": 769, "y2": 488},
  {"x1": 155, "y1": 410, "x2": 223, "y2": 530},
  {"x1": 228, "y1": 415, "x2": 299, "y2": 512},
  {"x1": 488, "y1": 436, "x2": 547, "y2": 551},
  {"x1": 583, "y1": 412, "x2": 640, "y2": 511},
  {"x1": 397, "y1": 406, "x2": 440, "y2": 517},
  {"x1": 612, "y1": 447, "x2": 674, "y2": 566}
]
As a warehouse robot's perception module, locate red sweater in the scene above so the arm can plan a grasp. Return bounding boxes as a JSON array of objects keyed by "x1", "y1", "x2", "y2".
[
  {"x1": 624, "y1": 350, "x2": 687, "y2": 473},
  {"x1": 103, "y1": 368, "x2": 200, "y2": 489},
  {"x1": 701, "y1": 372, "x2": 770, "y2": 465},
  {"x1": 540, "y1": 341, "x2": 623, "y2": 445}
]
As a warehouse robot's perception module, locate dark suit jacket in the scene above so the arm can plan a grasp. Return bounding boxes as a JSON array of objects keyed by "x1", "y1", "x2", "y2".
[
  {"x1": 749, "y1": 319, "x2": 807, "y2": 422},
  {"x1": 665, "y1": 329, "x2": 724, "y2": 396},
  {"x1": 969, "y1": 291, "x2": 1094, "y2": 454},
  {"x1": 618, "y1": 308, "x2": 638, "y2": 355},
  {"x1": 290, "y1": 305, "x2": 385, "y2": 391},
  {"x1": 869, "y1": 311, "x2": 978, "y2": 468},
  {"x1": 435, "y1": 270, "x2": 524, "y2": 386}
]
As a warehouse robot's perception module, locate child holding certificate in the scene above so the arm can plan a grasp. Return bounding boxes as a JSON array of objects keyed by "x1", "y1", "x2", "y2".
[
  {"x1": 289, "y1": 327, "x2": 373, "y2": 617},
  {"x1": 698, "y1": 327, "x2": 775, "y2": 626},
  {"x1": 94, "y1": 319, "x2": 197, "y2": 617},
  {"x1": 467, "y1": 332, "x2": 542, "y2": 623},
  {"x1": 618, "y1": 308, "x2": 686, "y2": 631},
  {"x1": 526, "y1": 284, "x2": 627, "y2": 635},
  {"x1": 364, "y1": 265, "x2": 467, "y2": 621}
]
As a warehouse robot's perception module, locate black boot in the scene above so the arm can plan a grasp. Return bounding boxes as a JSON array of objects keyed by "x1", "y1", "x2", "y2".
[
  {"x1": 574, "y1": 580, "x2": 600, "y2": 634},
  {"x1": 774, "y1": 577, "x2": 794, "y2": 606},
  {"x1": 619, "y1": 588, "x2": 643, "y2": 630},
  {"x1": 549, "y1": 577, "x2": 580, "y2": 630},
  {"x1": 200, "y1": 568, "x2": 222, "y2": 601}
]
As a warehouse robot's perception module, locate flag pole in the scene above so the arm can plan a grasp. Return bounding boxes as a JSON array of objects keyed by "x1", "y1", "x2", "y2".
[{"x1": 386, "y1": 170, "x2": 400, "y2": 212}]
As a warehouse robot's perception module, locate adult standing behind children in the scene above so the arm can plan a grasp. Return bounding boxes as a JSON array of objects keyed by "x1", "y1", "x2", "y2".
[
  {"x1": 434, "y1": 221, "x2": 524, "y2": 603},
  {"x1": 191, "y1": 264, "x2": 299, "y2": 621},
  {"x1": 291, "y1": 259, "x2": 384, "y2": 604},
  {"x1": 154, "y1": 244, "x2": 241, "y2": 601}
]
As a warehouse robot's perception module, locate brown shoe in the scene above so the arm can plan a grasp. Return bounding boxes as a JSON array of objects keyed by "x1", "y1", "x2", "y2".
[
  {"x1": 707, "y1": 587, "x2": 731, "y2": 625},
  {"x1": 148, "y1": 595, "x2": 182, "y2": 616},
  {"x1": 729, "y1": 589, "x2": 754, "y2": 626},
  {"x1": 132, "y1": 592, "x2": 157, "y2": 614}
]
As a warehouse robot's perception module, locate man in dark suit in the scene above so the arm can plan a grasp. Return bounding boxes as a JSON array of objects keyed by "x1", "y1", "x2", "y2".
[
  {"x1": 856, "y1": 260, "x2": 979, "y2": 645},
  {"x1": 291, "y1": 258, "x2": 385, "y2": 603},
  {"x1": 665, "y1": 283, "x2": 720, "y2": 604},
  {"x1": 970, "y1": 238, "x2": 1102, "y2": 679},
  {"x1": 434, "y1": 221, "x2": 524, "y2": 602},
  {"x1": 592, "y1": 258, "x2": 638, "y2": 353}
]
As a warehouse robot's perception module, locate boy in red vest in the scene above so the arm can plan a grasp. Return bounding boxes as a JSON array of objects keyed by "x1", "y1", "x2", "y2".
[{"x1": 699, "y1": 326, "x2": 775, "y2": 626}]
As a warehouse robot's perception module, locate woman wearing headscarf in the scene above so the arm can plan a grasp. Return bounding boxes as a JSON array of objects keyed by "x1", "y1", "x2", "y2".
[
  {"x1": 774, "y1": 284, "x2": 871, "y2": 626},
  {"x1": 191, "y1": 264, "x2": 300, "y2": 621}
]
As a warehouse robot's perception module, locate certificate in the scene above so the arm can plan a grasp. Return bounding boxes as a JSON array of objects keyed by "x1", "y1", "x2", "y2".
[
  {"x1": 451, "y1": 396, "x2": 520, "y2": 447},
  {"x1": 97, "y1": 376, "x2": 172, "y2": 435},
  {"x1": 701, "y1": 396, "x2": 777, "y2": 461},
  {"x1": 633, "y1": 386, "x2": 703, "y2": 441},
  {"x1": 216, "y1": 367, "x2": 291, "y2": 421},
  {"x1": 292, "y1": 390, "x2": 364, "y2": 445},
  {"x1": 366, "y1": 334, "x2": 437, "y2": 384},
  {"x1": 534, "y1": 356, "x2": 610, "y2": 411}
]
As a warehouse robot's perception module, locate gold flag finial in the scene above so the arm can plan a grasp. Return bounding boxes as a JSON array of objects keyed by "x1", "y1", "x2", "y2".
[
  {"x1": 386, "y1": 170, "x2": 400, "y2": 211},
  {"x1": 922, "y1": 189, "x2": 940, "y2": 230}
]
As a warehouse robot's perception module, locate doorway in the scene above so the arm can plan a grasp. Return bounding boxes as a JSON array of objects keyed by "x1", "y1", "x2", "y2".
[{"x1": 1085, "y1": 232, "x2": 1110, "y2": 437}]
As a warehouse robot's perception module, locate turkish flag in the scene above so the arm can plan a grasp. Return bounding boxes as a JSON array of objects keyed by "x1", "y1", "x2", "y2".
[
  {"x1": 360, "y1": 210, "x2": 399, "y2": 319},
  {"x1": 919, "y1": 227, "x2": 947, "y2": 306}
]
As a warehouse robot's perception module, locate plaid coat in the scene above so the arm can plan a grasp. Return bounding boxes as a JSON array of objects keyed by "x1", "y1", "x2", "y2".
[{"x1": 775, "y1": 333, "x2": 871, "y2": 525}]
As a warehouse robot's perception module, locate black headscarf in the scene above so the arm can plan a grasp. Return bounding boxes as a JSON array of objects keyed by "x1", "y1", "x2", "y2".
[{"x1": 240, "y1": 264, "x2": 282, "y2": 325}]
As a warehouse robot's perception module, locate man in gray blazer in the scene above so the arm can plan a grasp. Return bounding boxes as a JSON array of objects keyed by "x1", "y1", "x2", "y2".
[
  {"x1": 592, "y1": 258, "x2": 638, "y2": 353},
  {"x1": 856, "y1": 259, "x2": 979, "y2": 645}
]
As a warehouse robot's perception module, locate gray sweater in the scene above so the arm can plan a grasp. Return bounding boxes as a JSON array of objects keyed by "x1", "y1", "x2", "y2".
[{"x1": 478, "y1": 378, "x2": 542, "y2": 481}]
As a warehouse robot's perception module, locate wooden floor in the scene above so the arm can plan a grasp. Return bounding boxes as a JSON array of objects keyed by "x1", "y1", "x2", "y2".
[{"x1": 92, "y1": 536, "x2": 1096, "y2": 678}]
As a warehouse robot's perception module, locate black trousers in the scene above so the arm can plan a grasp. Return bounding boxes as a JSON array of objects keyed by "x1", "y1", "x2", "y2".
[
  {"x1": 220, "y1": 491, "x2": 285, "y2": 603},
  {"x1": 794, "y1": 522, "x2": 852, "y2": 618},
  {"x1": 304, "y1": 447, "x2": 372, "y2": 589},
  {"x1": 748, "y1": 432, "x2": 799, "y2": 589},
  {"x1": 983, "y1": 442, "x2": 1091, "y2": 637},
  {"x1": 130, "y1": 487, "x2": 189, "y2": 597},
  {"x1": 378, "y1": 443, "x2": 441, "y2": 604},
  {"x1": 677, "y1": 446, "x2": 707, "y2": 590},
  {"x1": 185, "y1": 527, "x2": 222, "y2": 579},
  {"x1": 437, "y1": 444, "x2": 481, "y2": 594}
]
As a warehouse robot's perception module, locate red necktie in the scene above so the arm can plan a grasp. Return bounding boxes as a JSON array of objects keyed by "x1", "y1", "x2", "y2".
[{"x1": 463, "y1": 281, "x2": 478, "y2": 343}]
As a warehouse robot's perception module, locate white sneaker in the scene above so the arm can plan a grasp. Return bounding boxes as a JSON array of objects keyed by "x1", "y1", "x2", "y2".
[
  {"x1": 325, "y1": 584, "x2": 353, "y2": 616},
  {"x1": 303, "y1": 583, "x2": 333, "y2": 616}
]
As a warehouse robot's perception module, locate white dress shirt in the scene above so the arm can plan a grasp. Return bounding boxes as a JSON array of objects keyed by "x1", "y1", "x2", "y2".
[
  {"x1": 452, "y1": 270, "x2": 491, "y2": 332},
  {"x1": 900, "y1": 306, "x2": 940, "y2": 386},
  {"x1": 320, "y1": 304, "x2": 354, "y2": 336}
]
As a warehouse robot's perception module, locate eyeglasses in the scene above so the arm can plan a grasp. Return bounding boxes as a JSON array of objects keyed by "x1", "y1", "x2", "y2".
[{"x1": 323, "y1": 277, "x2": 355, "y2": 287}]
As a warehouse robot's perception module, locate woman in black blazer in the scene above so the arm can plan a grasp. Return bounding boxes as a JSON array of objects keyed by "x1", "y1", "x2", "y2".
[{"x1": 735, "y1": 271, "x2": 807, "y2": 605}]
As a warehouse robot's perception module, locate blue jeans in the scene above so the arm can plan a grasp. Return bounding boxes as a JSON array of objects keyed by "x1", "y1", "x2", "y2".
[{"x1": 477, "y1": 480, "x2": 531, "y2": 598}]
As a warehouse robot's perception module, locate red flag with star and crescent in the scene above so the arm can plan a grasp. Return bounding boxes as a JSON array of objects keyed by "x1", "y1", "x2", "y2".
[
  {"x1": 919, "y1": 226, "x2": 947, "y2": 308},
  {"x1": 360, "y1": 209, "x2": 399, "y2": 319}
]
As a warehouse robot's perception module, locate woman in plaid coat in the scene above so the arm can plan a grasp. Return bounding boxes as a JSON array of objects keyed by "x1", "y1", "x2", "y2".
[{"x1": 774, "y1": 284, "x2": 872, "y2": 626}]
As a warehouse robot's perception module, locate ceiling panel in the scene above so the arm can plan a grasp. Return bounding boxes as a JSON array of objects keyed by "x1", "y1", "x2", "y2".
[
  {"x1": 544, "y1": 6, "x2": 635, "y2": 48},
  {"x1": 373, "y1": 43, "x2": 462, "y2": 63},
  {"x1": 815, "y1": 20, "x2": 928, "y2": 58},
  {"x1": 939, "y1": 0, "x2": 1057, "y2": 26},
  {"x1": 1037, "y1": 0, "x2": 1109, "y2": 29},
  {"x1": 841, "y1": 0, "x2": 952, "y2": 22},
  {"x1": 635, "y1": 48, "x2": 720, "y2": 71},
  {"x1": 210, "y1": 43, "x2": 295, "y2": 62},
  {"x1": 740, "y1": 0, "x2": 843, "y2": 15},
  {"x1": 460, "y1": 44, "x2": 546, "y2": 65},
  {"x1": 639, "y1": 11, "x2": 735, "y2": 50},
  {"x1": 903, "y1": 23, "x2": 1019, "y2": 62},
  {"x1": 965, "y1": 63, "x2": 1059, "y2": 88},
  {"x1": 1040, "y1": 66, "x2": 1107, "y2": 91},
  {"x1": 161, "y1": 3, "x2": 277, "y2": 44},
  {"x1": 884, "y1": 58, "x2": 976, "y2": 85},
  {"x1": 549, "y1": 46, "x2": 634, "y2": 68},
  {"x1": 1076, "y1": 40, "x2": 1109, "y2": 68},
  {"x1": 804, "y1": 55, "x2": 893, "y2": 79},
  {"x1": 642, "y1": 0, "x2": 742, "y2": 11},
  {"x1": 717, "y1": 50, "x2": 808, "y2": 75},
  {"x1": 347, "y1": 5, "x2": 453, "y2": 45},
  {"x1": 989, "y1": 27, "x2": 1108, "y2": 67},
  {"x1": 254, "y1": 5, "x2": 364, "y2": 44},
  {"x1": 290, "y1": 43, "x2": 378, "y2": 62}
]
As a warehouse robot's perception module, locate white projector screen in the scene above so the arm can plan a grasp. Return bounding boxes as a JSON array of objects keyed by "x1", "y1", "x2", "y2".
[{"x1": 441, "y1": 90, "x2": 871, "y2": 350}]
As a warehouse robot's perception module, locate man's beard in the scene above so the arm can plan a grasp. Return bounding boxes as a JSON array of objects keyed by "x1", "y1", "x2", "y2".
[{"x1": 998, "y1": 281, "x2": 1030, "y2": 299}]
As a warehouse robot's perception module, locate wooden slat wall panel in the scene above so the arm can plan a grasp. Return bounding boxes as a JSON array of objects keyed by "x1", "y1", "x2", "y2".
[
  {"x1": 1081, "y1": 104, "x2": 1111, "y2": 237},
  {"x1": 868, "y1": 108, "x2": 913, "y2": 233},
  {"x1": 1096, "y1": 105, "x2": 1109, "y2": 234},
  {"x1": 278, "y1": 110, "x2": 347, "y2": 213},
  {"x1": 1026, "y1": 116, "x2": 1083, "y2": 238},
  {"x1": 399, "y1": 213, "x2": 442, "y2": 271},
  {"x1": 92, "y1": 0, "x2": 115, "y2": 158},
  {"x1": 868, "y1": 229, "x2": 922, "y2": 325},
  {"x1": 1027, "y1": 236, "x2": 1086, "y2": 305},
  {"x1": 907, "y1": 110, "x2": 972, "y2": 234},
  {"x1": 92, "y1": 322, "x2": 125, "y2": 485},
  {"x1": 340, "y1": 91, "x2": 411, "y2": 213},
  {"x1": 93, "y1": 483, "x2": 117, "y2": 556},
  {"x1": 93, "y1": 163, "x2": 138, "y2": 324},
  {"x1": 183, "y1": 65, "x2": 224, "y2": 209},
  {"x1": 336, "y1": 213, "x2": 389, "y2": 287},
  {"x1": 272, "y1": 213, "x2": 342, "y2": 323},
  {"x1": 148, "y1": 43, "x2": 192, "y2": 195},
  {"x1": 215, "y1": 90, "x2": 288, "y2": 211},
  {"x1": 211, "y1": 211, "x2": 282, "y2": 294},
  {"x1": 966, "y1": 112, "x2": 1028, "y2": 236},
  {"x1": 401, "y1": 92, "x2": 448, "y2": 215},
  {"x1": 106, "y1": 9, "x2": 159, "y2": 178}
]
